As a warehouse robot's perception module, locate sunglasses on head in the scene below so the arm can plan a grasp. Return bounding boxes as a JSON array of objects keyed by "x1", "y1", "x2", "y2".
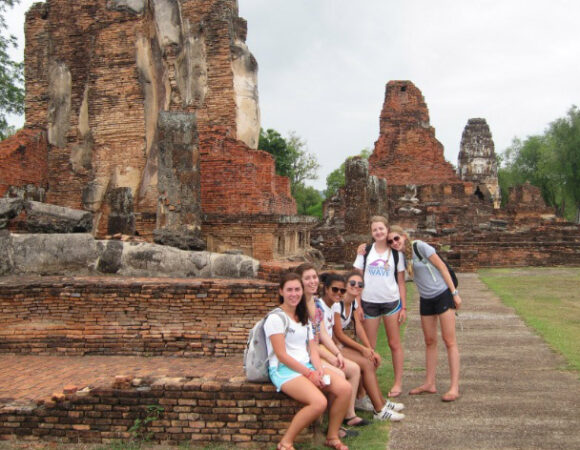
[
  {"x1": 348, "y1": 280, "x2": 364, "y2": 288},
  {"x1": 330, "y1": 286, "x2": 347, "y2": 294},
  {"x1": 387, "y1": 235, "x2": 401, "y2": 245}
]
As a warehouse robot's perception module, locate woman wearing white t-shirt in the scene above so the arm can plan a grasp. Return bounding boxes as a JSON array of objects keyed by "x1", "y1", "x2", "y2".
[
  {"x1": 264, "y1": 272, "x2": 351, "y2": 450},
  {"x1": 354, "y1": 216, "x2": 407, "y2": 398}
]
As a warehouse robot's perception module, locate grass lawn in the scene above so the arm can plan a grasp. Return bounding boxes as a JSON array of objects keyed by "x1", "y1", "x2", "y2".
[{"x1": 479, "y1": 267, "x2": 580, "y2": 377}]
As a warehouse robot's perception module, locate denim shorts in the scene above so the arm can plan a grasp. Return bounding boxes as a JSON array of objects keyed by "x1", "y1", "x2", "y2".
[
  {"x1": 269, "y1": 362, "x2": 315, "y2": 392},
  {"x1": 361, "y1": 299, "x2": 401, "y2": 319}
]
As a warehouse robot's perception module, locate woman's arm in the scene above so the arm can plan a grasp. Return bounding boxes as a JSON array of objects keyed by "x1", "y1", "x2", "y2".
[
  {"x1": 333, "y1": 312, "x2": 367, "y2": 354},
  {"x1": 318, "y1": 325, "x2": 345, "y2": 369},
  {"x1": 397, "y1": 270, "x2": 407, "y2": 324},
  {"x1": 428, "y1": 253, "x2": 462, "y2": 309}
]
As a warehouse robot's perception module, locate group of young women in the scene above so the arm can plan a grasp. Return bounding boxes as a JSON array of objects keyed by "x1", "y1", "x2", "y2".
[{"x1": 264, "y1": 215, "x2": 461, "y2": 450}]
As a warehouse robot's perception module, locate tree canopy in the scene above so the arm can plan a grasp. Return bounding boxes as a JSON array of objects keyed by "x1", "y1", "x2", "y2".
[
  {"x1": 258, "y1": 128, "x2": 322, "y2": 217},
  {"x1": 498, "y1": 106, "x2": 580, "y2": 222},
  {"x1": 0, "y1": 0, "x2": 24, "y2": 140}
]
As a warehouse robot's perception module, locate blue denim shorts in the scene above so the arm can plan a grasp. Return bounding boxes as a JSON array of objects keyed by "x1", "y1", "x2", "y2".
[{"x1": 269, "y1": 362, "x2": 314, "y2": 392}]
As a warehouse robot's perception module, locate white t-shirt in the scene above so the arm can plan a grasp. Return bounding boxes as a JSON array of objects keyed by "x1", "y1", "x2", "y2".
[
  {"x1": 315, "y1": 298, "x2": 341, "y2": 338},
  {"x1": 264, "y1": 312, "x2": 312, "y2": 368},
  {"x1": 338, "y1": 299, "x2": 359, "y2": 329},
  {"x1": 353, "y1": 244, "x2": 405, "y2": 304}
]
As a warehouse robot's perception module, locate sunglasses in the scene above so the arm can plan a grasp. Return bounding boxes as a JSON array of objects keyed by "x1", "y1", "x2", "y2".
[
  {"x1": 330, "y1": 286, "x2": 347, "y2": 294},
  {"x1": 387, "y1": 235, "x2": 401, "y2": 245},
  {"x1": 349, "y1": 280, "x2": 364, "y2": 288}
]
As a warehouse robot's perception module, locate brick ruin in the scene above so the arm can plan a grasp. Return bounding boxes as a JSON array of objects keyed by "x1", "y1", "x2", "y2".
[
  {"x1": 313, "y1": 80, "x2": 580, "y2": 270},
  {"x1": 0, "y1": 0, "x2": 313, "y2": 261},
  {"x1": 457, "y1": 118, "x2": 501, "y2": 208}
]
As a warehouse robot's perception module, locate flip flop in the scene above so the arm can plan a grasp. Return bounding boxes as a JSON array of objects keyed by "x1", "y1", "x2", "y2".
[
  {"x1": 325, "y1": 439, "x2": 349, "y2": 450},
  {"x1": 409, "y1": 386, "x2": 437, "y2": 395},
  {"x1": 388, "y1": 390, "x2": 402, "y2": 398},
  {"x1": 342, "y1": 416, "x2": 371, "y2": 427}
]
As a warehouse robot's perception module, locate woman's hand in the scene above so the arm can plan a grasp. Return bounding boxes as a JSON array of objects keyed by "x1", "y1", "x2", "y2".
[
  {"x1": 357, "y1": 243, "x2": 367, "y2": 255},
  {"x1": 398, "y1": 308, "x2": 407, "y2": 324},
  {"x1": 307, "y1": 370, "x2": 325, "y2": 388},
  {"x1": 335, "y1": 352, "x2": 346, "y2": 370},
  {"x1": 370, "y1": 349, "x2": 381, "y2": 367},
  {"x1": 453, "y1": 293, "x2": 462, "y2": 310}
]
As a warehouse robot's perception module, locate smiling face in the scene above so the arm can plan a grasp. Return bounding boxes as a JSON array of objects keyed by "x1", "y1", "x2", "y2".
[
  {"x1": 300, "y1": 268, "x2": 319, "y2": 297},
  {"x1": 324, "y1": 280, "x2": 346, "y2": 304},
  {"x1": 346, "y1": 274, "x2": 364, "y2": 297},
  {"x1": 387, "y1": 231, "x2": 405, "y2": 251},
  {"x1": 371, "y1": 220, "x2": 389, "y2": 243},
  {"x1": 279, "y1": 279, "x2": 303, "y2": 308}
]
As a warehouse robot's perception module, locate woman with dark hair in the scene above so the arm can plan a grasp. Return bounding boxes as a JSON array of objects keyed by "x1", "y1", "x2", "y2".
[
  {"x1": 387, "y1": 225, "x2": 461, "y2": 402},
  {"x1": 333, "y1": 272, "x2": 405, "y2": 421},
  {"x1": 265, "y1": 272, "x2": 351, "y2": 450}
]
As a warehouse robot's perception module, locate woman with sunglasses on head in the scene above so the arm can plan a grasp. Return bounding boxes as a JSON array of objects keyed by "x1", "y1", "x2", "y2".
[
  {"x1": 333, "y1": 272, "x2": 405, "y2": 421},
  {"x1": 387, "y1": 225, "x2": 461, "y2": 402},
  {"x1": 265, "y1": 272, "x2": 351, "y2": 450},
  {"x1": 354, "y1": 215, "x2": 407, "y2": 398},
  {"x1": 295, "y1": 264, "x2": 365, "y2": 433}
]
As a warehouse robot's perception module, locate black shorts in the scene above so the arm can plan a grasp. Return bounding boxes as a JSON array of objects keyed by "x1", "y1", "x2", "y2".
[
  {"x1": 420, "y1": 289, "x2": 456, "y2": 316},
  {"x1": 361, "y1": 299, "x2": 401, "y2": 318}
]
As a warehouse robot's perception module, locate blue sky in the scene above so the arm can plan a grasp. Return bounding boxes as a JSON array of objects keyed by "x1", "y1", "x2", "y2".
[{"x1": 7, "y1": 0, "x2": 580, "y2": 190}]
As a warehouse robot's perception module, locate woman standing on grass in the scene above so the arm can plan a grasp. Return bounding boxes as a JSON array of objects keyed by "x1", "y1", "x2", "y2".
[
  {"x1": 354, "y1": 216, "x2": 407, "y2": 398},
  {"x1": 333, "y1": 271, "x2": 405, "y2": 421},
  {"x1": 387, "y1": 225, "x2": 461, "y2": 402},
  {"x1": 265, "y1": 272, "x2": 351, "y2": 450}
]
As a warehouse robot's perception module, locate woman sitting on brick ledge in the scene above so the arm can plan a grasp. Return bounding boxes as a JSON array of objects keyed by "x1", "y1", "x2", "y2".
[{"x1": 265, "y1": 272, "x2": 352, "y2": 450}]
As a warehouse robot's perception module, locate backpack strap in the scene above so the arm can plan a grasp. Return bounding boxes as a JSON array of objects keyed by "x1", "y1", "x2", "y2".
[
  {"x1": 392, "y1": 249, "x2": 399, "y2": 281},
  {"x1": 362, "y1": 243, "x2": 373, "y2": 273},
  {"x1": 266, "y1": 308, "x2": 290, "y2": 368},
  {"x1": 412, "y1": 240, "x2": 438, "y2": 283}
]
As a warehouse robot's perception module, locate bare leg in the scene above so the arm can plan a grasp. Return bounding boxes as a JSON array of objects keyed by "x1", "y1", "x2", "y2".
[
  {"x1": 342, "y1": 347, "x2": 385, "y2": 411},
  {"x1": 409, "y1": 315, "x2": 438, "y2": 395},
  {"x1": 279, "y1": 376, "x2": 328, "y2": 447},
  {"x1": 363, "y1": 316, "x2": 380, "y2": 349},
  {"x1": 341, "y1": 357, "x2": 361, "y2": 420},
  {"x1": 383, "y1": 314, "x2": 403, "y2": 396},
  {"x1": 322, "y1": 368, "x2": 352, "y2": 443},
  {"x1": 439, "y1": 309, "x2": 460, "y2": 400}
]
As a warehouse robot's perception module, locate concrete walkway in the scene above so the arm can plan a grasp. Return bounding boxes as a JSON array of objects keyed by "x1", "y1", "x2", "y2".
[{"x1": 389, "y1": 273, "x2": 580, "y2": 449}]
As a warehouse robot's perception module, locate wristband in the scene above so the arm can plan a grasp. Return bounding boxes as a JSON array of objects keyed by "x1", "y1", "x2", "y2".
[{"x1": 451, "y1": 290, "x2": 458, "y2": 296}]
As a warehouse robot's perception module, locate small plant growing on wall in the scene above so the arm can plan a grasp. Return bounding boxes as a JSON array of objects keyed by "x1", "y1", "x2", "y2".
[{"x1": 129, "y1": 404, "x2": 165, "y2": 441}]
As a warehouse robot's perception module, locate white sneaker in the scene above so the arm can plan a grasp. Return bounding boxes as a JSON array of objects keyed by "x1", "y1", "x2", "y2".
[
  {"x1": 383, "y1": 399, "x2": 405, "y2": 412},
  {"x1": 373, "y1": 406, "x2": 405, "y2": 422},
  {"x1": 354, "y1": 396, "x2": 374, "y2": 412}
]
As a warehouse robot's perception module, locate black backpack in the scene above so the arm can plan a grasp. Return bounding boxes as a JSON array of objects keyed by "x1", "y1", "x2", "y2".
[
  {"x1": 412, "y1": 241, "x2": 458, "y2": 288},
  {"x1": 362, "y1": 243, "x2": 400, "y2": 282}
]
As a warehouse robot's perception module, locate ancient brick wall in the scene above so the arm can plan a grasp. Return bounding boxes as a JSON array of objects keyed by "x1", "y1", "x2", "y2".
[
  {"x1": 0, "y1": 277, "x2": 278, "y2": 357},
  {"x1": 16, "y1": 0, "x2": 291, "y2": 243},
  {"x1": 0, "y1": 129, "x2": 48, "y2": 198},
  {"x1": 369, "y1": 81, "x2": 459, "y2": 186},
  {"x1": 0, "y1": 376, "x2": 311, "y2": 446},
  {"x1": 200, "y1": 129, "x2": 296, "y2": 216}
]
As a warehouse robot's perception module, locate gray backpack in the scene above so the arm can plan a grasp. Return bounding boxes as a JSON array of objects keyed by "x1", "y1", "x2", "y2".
[{"x1": 243, "y1": 307, "x2": 289, "y2": 382}]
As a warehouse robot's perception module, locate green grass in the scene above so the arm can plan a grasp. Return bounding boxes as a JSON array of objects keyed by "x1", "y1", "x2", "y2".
[{"x1": 479, "y1": 267, "x2": 580, "y2": 377}]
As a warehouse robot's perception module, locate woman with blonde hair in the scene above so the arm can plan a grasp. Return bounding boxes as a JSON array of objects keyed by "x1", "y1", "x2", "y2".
[
  {"x1": 387, "y1": 225, "x2": 461, "y2": 402},
  {"x1": 354, "y1": 216, "x2": 407, "y2": 398}
]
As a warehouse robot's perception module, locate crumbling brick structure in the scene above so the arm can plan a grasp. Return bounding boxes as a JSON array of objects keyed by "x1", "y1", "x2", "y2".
[{"x1": 0, "y1": 0, "x2": 308, "y2": 259}]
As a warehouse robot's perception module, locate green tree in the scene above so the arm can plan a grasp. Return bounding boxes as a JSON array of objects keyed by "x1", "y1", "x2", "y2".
[
  {"x1": 498, "y1": 106, "x2": 580, "y2": 221},
  {"x1": 292, "y1": 183, "x2": 323, "y2": 218},
  {"x1": 0, "y1": 0, "x2": 24, "y2": 140},
  {"x1": 324, "y1": 147, "x2": 371, "y2": 199},
  {"x1": 259, "y1": 128, "x2": 320, "y2": 192}
]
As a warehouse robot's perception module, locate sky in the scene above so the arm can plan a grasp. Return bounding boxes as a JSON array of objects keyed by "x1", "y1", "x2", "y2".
[{"x1": 6, "y1": 0, "x2": 580, "y2": 191}]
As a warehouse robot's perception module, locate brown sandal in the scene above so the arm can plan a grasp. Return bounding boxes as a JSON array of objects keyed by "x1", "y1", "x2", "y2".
[
  {"x1": 276, "y1": 442, "x2": 295, "y2": 450},
  {"x1": 325, "y1": 439, "x2": 349, "y2": 450}
]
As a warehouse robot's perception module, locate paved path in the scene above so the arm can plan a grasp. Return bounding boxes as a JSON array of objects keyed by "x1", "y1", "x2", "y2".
[{"x1": 389, "y1": 273, "x2": 580, "y2": 449}]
